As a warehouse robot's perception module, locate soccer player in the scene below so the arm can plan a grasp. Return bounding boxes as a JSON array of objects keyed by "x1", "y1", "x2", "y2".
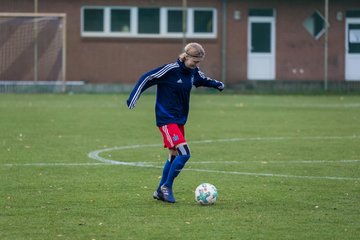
[{"x1": 126, "y1": 42, "x2": 224, "y2": 203}]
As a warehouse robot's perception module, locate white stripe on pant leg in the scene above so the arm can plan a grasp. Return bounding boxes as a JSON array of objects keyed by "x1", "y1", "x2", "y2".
[{"x1": 162, "y1": 125, "x2": 174, "y2": 148}]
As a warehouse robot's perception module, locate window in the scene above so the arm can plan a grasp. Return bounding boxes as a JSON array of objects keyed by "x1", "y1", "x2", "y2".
[
  {"x1": 138, "y1": 8, "x2": 160, "y2": 34},
  {"x1": 348, "y1": 24, "x2": 360, "y2": 53},
  {"x1": 249, "y1": 9, "x2": 274, "y2": 17},
  {"x1": 346, "y1": 10, "x2": 360, "y2": 18},
  {"x1": 83, "y1": 8, "x2": 104, "y2": 32},
  {"x1": 81, "y1": 6, "x2": 217, "y2": 38},
  {"x1": 346, "y1": 10, "x2": 360, "y2": 53},
  {"x1": 194, "y1": 10, "x2": 213, "y2": 33},
  {"x1": 303, "y1": 11, "x2": 327, "y2": 40},
  {"x1": 251, "y1": 22, "x2": 271, "y2": 53},
  {"x1": 111, "y1": 9, "x2": 131, "y2": 32},
  {"x1": 167, "y1": 10, "x2": 183, "y2": 33}
]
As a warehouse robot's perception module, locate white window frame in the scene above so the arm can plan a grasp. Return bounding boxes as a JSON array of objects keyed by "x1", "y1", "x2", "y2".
[{"x1": 81, "y1": 6, "x2": 217, "y2": 39}]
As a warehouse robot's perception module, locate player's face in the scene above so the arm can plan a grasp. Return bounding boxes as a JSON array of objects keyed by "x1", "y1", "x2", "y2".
[{"x1": 184, "y1": 57, "x2": 203, "y2": 69}]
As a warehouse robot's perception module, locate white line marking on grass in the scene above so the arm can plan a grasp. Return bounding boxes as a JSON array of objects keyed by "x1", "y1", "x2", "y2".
[
  {"x1": 185, "y1": 168, "x2": 359, "y2": 181},
  {"x1": 2, "y1": 162, "x2": 358, "y2": 181},
  {"x1": 2, "y1": 162, "x2": 109, "y2": 167},
  {"x1": 86, "y1": 135, "x2": 360, "y2": 181},
  {"x1": 256, "y1": 103, "x2": 360, "y2": 109},
  {"x1": 189, "y1": 135, "x2": 360, "y2": 144},
  {"x1": 188, "y1": 159, "x2": 360, "y2": 164}
]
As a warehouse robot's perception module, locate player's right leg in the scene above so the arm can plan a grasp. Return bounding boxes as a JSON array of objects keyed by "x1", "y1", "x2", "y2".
[{"x1": 153, "y1": 152, "x2": 176, "y2": 201}]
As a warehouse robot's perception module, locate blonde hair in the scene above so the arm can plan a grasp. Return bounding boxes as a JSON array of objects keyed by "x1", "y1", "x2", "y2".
[{"x1": 179, "y1": 42, "x2": 205, "y2": 61}]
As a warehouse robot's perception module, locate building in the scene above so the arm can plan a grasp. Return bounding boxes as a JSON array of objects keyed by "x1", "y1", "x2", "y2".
[{"x1": 1, "y1": 0, "x2": 360, "y2": 90}]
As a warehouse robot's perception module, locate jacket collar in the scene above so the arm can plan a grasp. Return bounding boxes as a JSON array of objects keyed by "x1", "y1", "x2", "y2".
[{"x1": 177, "y1": 59, "x2": 194, "y2": 74}]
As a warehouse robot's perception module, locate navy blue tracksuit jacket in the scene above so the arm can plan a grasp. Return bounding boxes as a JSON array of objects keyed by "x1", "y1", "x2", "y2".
[{"x1": 126, "y1": 59, "x2": 224, "y2": 127}]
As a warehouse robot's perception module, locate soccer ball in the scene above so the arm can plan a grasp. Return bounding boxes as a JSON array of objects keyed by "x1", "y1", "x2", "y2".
[{"x1": 195, "y1": 183, "x2": 218, "y2": 205}]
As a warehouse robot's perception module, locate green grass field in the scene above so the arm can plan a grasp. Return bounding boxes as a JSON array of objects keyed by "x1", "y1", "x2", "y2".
[{"x1": 1, "y1": 93, "x2": 359, "y2": 239}]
